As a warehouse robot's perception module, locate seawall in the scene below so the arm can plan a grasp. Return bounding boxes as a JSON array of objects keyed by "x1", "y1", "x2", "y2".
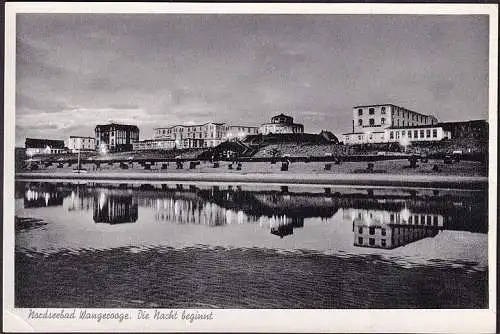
[{"x1": 15, "y1": 172, "x2": 488, "y2": 190}]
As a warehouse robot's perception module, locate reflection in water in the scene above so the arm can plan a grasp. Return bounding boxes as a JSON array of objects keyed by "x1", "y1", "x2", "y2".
[
  {"x1": 18, "y1": 182, "x2": 487, "y2": 244},
  {"x1": 346, "y1": 209, "x2": 442, "y2": 249},
  {"x1": 24, "y1": 189, "x2": 64, "y2": 208},
  {"x1": 93, "y1": 190, "x2": 138, "y2": 225},
  {"x1": 15, "y1": 181, "x2": 488, "y2": 309}
]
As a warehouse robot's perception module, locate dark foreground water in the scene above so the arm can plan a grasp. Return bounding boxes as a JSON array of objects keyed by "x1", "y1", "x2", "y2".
[{"x1": 15, "y1": 181, "x2": 488, "y2": 308}]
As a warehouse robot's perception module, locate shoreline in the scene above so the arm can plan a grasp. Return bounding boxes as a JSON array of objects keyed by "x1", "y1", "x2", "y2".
[{"x1": 15, "y1": 172, "x2": 488, "y2": 189}]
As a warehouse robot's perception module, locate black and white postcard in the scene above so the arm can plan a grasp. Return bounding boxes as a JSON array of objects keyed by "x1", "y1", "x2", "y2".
[{"x1": 3, "y1": 2, "x2": 498, "y2": 332}]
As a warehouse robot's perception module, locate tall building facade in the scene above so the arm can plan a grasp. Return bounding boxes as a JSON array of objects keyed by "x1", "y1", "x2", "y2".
[
  {"x1": 259, "y1": 114, "x2": 304, "y2": 135},
  {"x1": 343, "y1": 104, "x2": 439, "y2": 144},
  {"x1": 67, "y1": 136, "x2": 96, "y2": 153},
  {"x1": 153, "y1": 122, "x2": 258, "y2": 149},
  {"x1": 95, "y1": 123, "x2": 139, "y2": 152}
]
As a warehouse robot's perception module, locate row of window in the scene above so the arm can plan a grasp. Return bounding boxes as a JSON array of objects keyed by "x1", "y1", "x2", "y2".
[
  {"x1": 389, "y1": 129, "x2": 438, "y2": 139},
  {"x1": 357, "y1": 107, "x2": 432, "y2": 124},
  {"x1": 358, "y1": 118, "x2": 386, "y2": 126},
  {"x1": 358, "y1": 106, "x2": 387, "y2": 116}
]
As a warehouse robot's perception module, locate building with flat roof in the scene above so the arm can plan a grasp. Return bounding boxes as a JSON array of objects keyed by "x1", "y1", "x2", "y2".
[
  {"x1": 67, "y1": 136, "x2": 96, "y2": 153},
  {"x1": 342, "y1": 104, "x2": 439, "y2": 144},
  {"x1": 153, "y1": 122, "x2": 258, "y2": 149},
  {"x1": 25, "y1": 138, "x2": 66, "y2": 156},
  {"x1": 132, "y1": 138, "x2": 176, "y2": 151},
  {"x1": 259, "y1": 113, "x2": 304, "y2": 135},
  {"x1": 95, "y1": 123, "x2": 139, "y2": 152}
]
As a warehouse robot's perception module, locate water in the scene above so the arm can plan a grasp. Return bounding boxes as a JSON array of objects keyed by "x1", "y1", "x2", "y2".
[{"x1": 14, "y1": 181, "x2": 488, "y2": 308}]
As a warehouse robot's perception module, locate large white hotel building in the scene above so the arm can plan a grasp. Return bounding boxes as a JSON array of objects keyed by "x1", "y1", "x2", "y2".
[
  {"x1": 146, "y1": 122, "x2": 258, "y2": 150},
  {"x1": 343, "y1": 104, "x2": 450, "y2": 144}
]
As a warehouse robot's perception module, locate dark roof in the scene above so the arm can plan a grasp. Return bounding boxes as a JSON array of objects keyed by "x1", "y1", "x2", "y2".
[
  {"x1": 438, "y1": 120, "x2": 488, "y2": 126},
  {"x1": 95, "y1": 123, "x2": 139, "y2": 131},
  {"x1": 69, "y1": 136, "x2": 94, "y2": 139},
  {"x1": 388, "y1": 125, "x2": 442, "y2": 129},
  {"x1": 25, "y1": 138, "x2": 65, "y2": 149}
]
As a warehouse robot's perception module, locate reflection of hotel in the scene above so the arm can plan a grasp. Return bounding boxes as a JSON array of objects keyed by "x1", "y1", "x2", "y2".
[
  {"x1": 93, "y1": 192, "x2": 138, "y2": 224},
  {"x1": 345, "y1": 208, "x2": 443, "y2": 249},
  {"x1": 140, "y1": 197, "x2": 248, "y2": 226},
  {"x1": 64, "y1": 190, "x2": 94, "y2": 211},
  {"x1": 24, "y1": 189, "x2": 64, "y2": 208}
]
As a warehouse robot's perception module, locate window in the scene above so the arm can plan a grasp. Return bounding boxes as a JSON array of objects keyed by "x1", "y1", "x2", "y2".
[
  {"x1": 397, "y1": 110, "x2": 400, "y2": 116},
  {"x1": 369, "y1": 108, "x2": 375, "y2": 115},
  {"x1": 408, "y1": 131, "x2": 412, "y2": 138},
  {"x1": 369, "y1": 238, "x2": 375, "y2": 246},
  {"x1": 381, "y1": 107, "x2": 386, "y2": 114},
  {"x1": 381, "y1": 228, "x2": 386, "y2": 236},
  {"x1": 396, "y1": 131, "x2": 400, "y2": 139},
  {"x1": 427, "y1": 215, "x2": 432, "y2": 225},
  {"x1": 390, "y1": 131, "x2": 394, "y2": 139},
  {"x1": 402, "y1": 130, "x2": 405, "y2": 137},
  {"x1": 415, "y1": 216, "x2": 419, "y2": 224},
  {"x1": 420, "y1": 215, "x2": 425, "y2": 224},
  {"x1": 426, "y1": 129, "x2": 431, "y2": 138},
  {"x1": 433, "y1": 216, "x2": 438, "y2": 226},
  {"x1": 358, "y1": 109, "x2": 363, "y2": 116},
  {"x1": 381, "y1": 118, "x2": 385, "y2": 124},
  {"x1": 432, "y1": 129, "x2": 437, "y2": 138},
  {"x1": 358, "y1": 119, "x2": 363, "y2": 126},
  {"x1": 390, "y1": 214, "x2": 395, "y2": 222},
  {"x1": 381, "y1": 239, "x2": 386, "y2": 247},
  {"x1": 369, "y1": 227, "x2": 375, "y2": 235},
  {"x1": 358, "y1": 237, "x2": 363, "y2": 245},
  {"x1": 397, "y1": 120, "x2": 400, "y2": 127},
  {"x1": 369, "y1": 118, "x2": 375, "y2": 126},
  {"x1": 414, "y1": 130, "x2": 418, "y2": 138},
  {"x1": 420, "y1": 130, "x2": 425, "y2": 138},
  {"x1": 358, "y1": 135, "x2": 362, "y2": 140},
  {"x1": 409, "y1": 216, "x2": 413, "y2": 224},
  {"x1": 358, "y1": 227, "x2": 363, "y2": 234}
]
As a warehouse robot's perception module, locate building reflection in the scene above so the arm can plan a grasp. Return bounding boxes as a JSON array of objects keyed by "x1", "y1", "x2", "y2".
[
  {"x1": 345, "y1": 208, "x2": 443, "y2": 249},
  {"x1": 93, "y1": 191, "x2": 138, "y2": 224},
  {"x1": 140, "y1": 197, "x2": 249, "y2": 226},
  {"x1": 24, "y1": 189, "x2": 64, "y2": 208},
  {"x1": 65, "y1": 189, "x2": 94, "y2": 212}
]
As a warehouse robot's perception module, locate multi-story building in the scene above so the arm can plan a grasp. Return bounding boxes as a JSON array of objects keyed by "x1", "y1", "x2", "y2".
[
  {"x1": 153, "y1": 122, "x2": 258, "y2": 149},
  {"x1": 95, "y1": 123, "x2": 139, "y2": 152},
  {"x1": 67, "y1": 136, "x2": 96, "y2": 153},
  {"x1": 132, "y1": 138, "x2": 176, "y2": 151},
  {"x1": 25, "y1": 138, "x2": 66, "y2": 156},
  {"x1": 342, "y1": 104, "x2": 439, "y2": 144},
  {"x1": 259, "y1": 114, "x2": 304, "y2": 135}
]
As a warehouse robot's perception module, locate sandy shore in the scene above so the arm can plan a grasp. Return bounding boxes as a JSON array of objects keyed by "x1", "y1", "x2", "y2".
[{"x1": 16, "y1": 170, "x2": 487, "y2": 189}]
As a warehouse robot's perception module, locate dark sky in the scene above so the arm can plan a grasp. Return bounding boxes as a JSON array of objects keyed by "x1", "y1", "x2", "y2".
[{"x1": 16, "y1": 14, "x2": 489, "y2": 145}]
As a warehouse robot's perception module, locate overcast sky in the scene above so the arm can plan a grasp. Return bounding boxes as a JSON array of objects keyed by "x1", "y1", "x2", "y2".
[{"x1": 15, "y1": 14, "x2": 489, "y2": 145}]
